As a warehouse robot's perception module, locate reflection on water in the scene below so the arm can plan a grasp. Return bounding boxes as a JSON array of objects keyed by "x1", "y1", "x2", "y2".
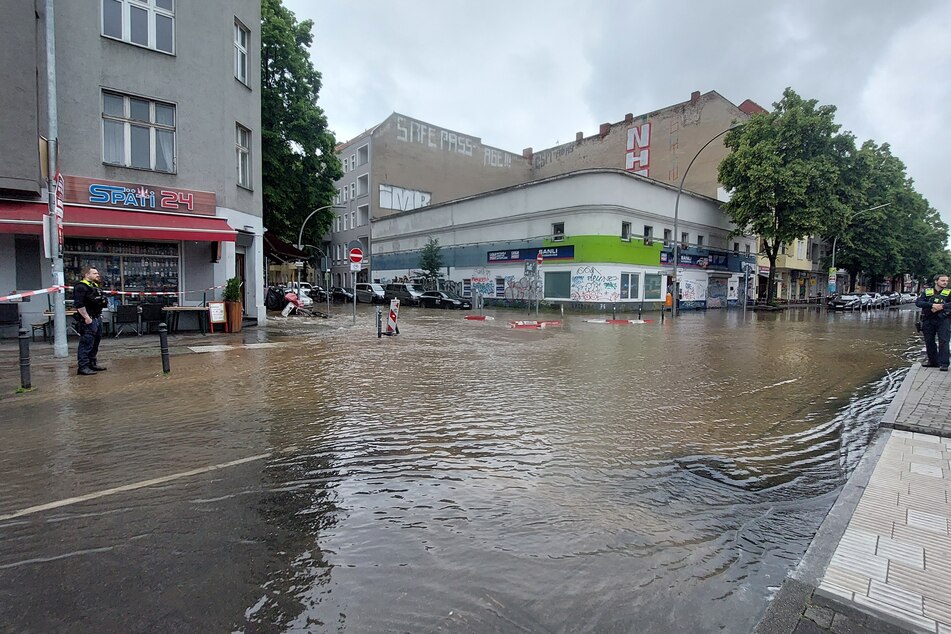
[
  {"x1": 0, "y1": 306, "x2": 921, "y2": 632},
  {"x1": 244, "y1": 307, "x2": 918, "y2": 632}
]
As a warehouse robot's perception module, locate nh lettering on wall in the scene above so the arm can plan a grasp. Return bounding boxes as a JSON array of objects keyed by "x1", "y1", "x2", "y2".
[{"x1": 625, "y1": 122, "x2": 651, "y2": 177}]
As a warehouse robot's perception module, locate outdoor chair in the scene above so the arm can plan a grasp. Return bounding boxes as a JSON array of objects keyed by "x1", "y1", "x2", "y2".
[
  {"x1": 139, "y1": 303, "x2": 164, "y2": 334},
  {"x1": 113, "y1": 304, "x2": 140, "y2": 337}
]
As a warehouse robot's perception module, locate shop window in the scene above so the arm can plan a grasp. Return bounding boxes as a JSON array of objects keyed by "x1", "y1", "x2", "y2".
[
  {"x1": 234, "y1": 18, "x2": 249, "y2": 86},
  {"x1": 544, "y1": 271, "x2": 571, "y2": 299},
  {"x1": 358, "y1": 174, "x2": 369, "y2": 196},
  {"x1": 644, "y1": 273, "x2": 663, "y2": 300},
  {"x1": 102, "y1": 91, "x2": 176, "y2": 173},
  {"x1": 552, "y1": 222, "x2": 565, "y2": 241},
  {"x1": 621, "y1": 272, "x2": 640, "y2": 299},
  {"x1": 102, "y1": 0, "x2": 175, "y2": 54},
  {"x1": 236, "y1": 123, "x2": 251, "y2": 188},
  {"x1": 64, "y1": 238, "x2": 179, "y2": 299},
  {"x1": 621, "y1": 222, "x2": 631, "y2": 241}
]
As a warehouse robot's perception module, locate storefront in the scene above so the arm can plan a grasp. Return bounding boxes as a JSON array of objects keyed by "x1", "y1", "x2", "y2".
[{"x1": 0, "y1": 175, "x2": 249, "y2": 329}]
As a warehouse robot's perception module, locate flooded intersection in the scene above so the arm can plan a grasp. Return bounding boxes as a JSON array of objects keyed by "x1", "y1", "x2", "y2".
[{"x1": 0, "y1": 306, "x2": 920, "y2": 632}]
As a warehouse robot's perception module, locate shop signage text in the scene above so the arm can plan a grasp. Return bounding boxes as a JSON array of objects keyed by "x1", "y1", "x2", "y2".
[
  {"x1": 660, "y1": 251, "x2": 728, "y2": 268},
  {"x1": 65, "y1": 176, "x2": 217, "y2": 216},
  {"x1": 487, "y1": 245, "x2": 574, "y2": 263}
]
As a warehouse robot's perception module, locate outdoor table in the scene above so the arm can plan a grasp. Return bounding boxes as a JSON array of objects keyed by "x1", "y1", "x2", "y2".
[
  {"x1": 162, "y1": 306, "x2": 208, "y2": 335},
  {"x1": 43, "y1": 309, "x2": 82, "y2": 337}
]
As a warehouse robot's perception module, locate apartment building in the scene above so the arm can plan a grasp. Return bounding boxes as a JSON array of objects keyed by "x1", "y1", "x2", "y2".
[{"x1": 0, "y1": 0, "x2": 264, "y2": 327}]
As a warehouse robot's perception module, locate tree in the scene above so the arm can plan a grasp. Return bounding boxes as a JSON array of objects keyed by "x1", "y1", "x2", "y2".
[
  {"x1": 718, "y1": 88, "x2": 851, "y2": 304},
  {"x1": 418, "y1": 238, "x2": 443, "y2": 286},
  {"x1": 261, "y1": 0, "x2": 342, "y2": 246}
]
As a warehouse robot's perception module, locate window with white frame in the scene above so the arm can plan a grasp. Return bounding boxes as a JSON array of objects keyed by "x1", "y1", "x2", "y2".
[
  {"x1": 357, "y1": 174, "x2": 369, "y2": 196},
  {"x1": 797, "y1": 240, "x2": 806, "y2": 259},
  {"x1": 621, "y1": 222, "x2": 631, "y2": 241},
  {"x1": 358, "y1": 144, "x2": 369, "y2": 166},
  {"x1": 236, "y1": 124, "x2": 251, "y2": 188},
  {"x1": 681, "y1": 231, "x2": 689, "y2": 246},
  {"x1": 102, "y1": 91, "x2": 175, "y2": 172},
  {"x1": 349, "y1": 183, "x2": 355, "y2": 200},
  {"x1": 643, "y1": 225, "x2": 653, "y2": 245},
  {"x1": 552, "y1": 222, "x2": 565, "y2": 241},
  {"x1": 621, "y1": 273, "x2": 640, "y2": 299},
  {"x1": 342, "y1": 156, "x2": 348, "y2": 173},
  {"x1": 663, "y1": 228, "x2": 672, "y2": 246},
  {"x1": 350, "y1": 211, "x2": 355, "y2": 229},
  {"x1": 342, "y1": 187, "x2": 348, "y2": 202},
  {"x1": 350, "y1": 154, "x2": 355, "y2": 169},
  {"x1": 102, "y1": 0, "x2": 174, "y2": 54},
  {"x1": 234, "y1": 19, "x2": 249, "y2": 85}
]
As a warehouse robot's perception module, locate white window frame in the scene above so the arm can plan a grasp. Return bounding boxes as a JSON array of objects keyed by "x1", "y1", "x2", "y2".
[
  {"x1": 101, "y1": 0, "x2": 175, "y2": 54},
  {"x1": 350, "y1": 211, "x2": 356, "y2": 229},
  {"x1": 234, "y1": 18, "x2": 250, "y2": 86},
  {"x1": 621, "y1": 272, "x2": 641, "y2": 300},
  {"x1": 236, "y1": 123, "x2": 252, "y2": 189},
  {"x1": 349, "y1": 183, "x2": 356, "y2": 200},
  {"x1": 621, "y1": 221, "x2": 631, "y2": 241},
  {"x1": 552, "y1": 222, "x2": 565, "y2": 241},
  {"x1": 101, "y1": 90, "x2": 176, "y2": 173},
  {"x1": 357, "y1": 174, "x2": 369, "y2": 197},
  {"x1": 357, "y1": 144, "x2": 369, "y2": 166},
  {"x1": 643, "y1": 225, "x2": 653, "y2": 246}
]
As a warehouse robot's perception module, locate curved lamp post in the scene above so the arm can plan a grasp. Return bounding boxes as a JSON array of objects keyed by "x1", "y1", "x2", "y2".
[
  {"x1": 671, "y1": 123, "x2": 744, "y2": 318},
  {"x1": 829, "y1": 202, "x2": 891, "y2": 293},
  {"x1": 296, "y1": 204, "x2": 344, "y2": 307},
  {"x1": 301, "y1": 243, "x2": 332, "y2": 315}
]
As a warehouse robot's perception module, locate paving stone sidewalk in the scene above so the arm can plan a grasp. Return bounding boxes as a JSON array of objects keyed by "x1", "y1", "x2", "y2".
[{"x1": 756, "y1": 363, "x2": 951, "y2": 634}]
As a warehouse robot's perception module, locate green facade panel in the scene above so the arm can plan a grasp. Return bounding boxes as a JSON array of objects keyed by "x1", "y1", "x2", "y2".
[{"x1": 543, "y1": 235, "x2": 662, "y2": 266}]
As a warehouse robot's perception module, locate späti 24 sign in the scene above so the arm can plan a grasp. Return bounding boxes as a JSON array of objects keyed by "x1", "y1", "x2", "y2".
[
  {"x1": 64, "y1": 175, "x2": 217, "y2": 216},
  {"x1": 487, "y1": 245, "x2": 574, "y2": 263}
]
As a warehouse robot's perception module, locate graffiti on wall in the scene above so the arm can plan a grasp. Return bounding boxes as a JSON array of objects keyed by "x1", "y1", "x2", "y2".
[
  {"x1": 470, "y1": 267, "x2": 494, "y2": 297},
  {"x1": 396, "y1": 116, "x2": 475, "y2": 157},
  {"x1": 484, "y1": 147, "x2": 514, "y2": 168},
  {"x1": 532, "y1": 143, "x2": 575, "y2": 169},
  {"x1": 625, "y1": 122, "x2": 651, "y2": 177},
  {"x1": 379, "y1": 184, "x2": 431, "y2": 212},
  {"x1": 707, "y1": 278, "x2": 727, "y2": 308},
  {"x1": 504, "y1": 275, "x2": 539, "y2": 301},
  {"x1": 681, "y1": 279, "x2": 707, "y2": 302},
  {"x1": 570, "y1": 266, "x2": 620, "y2": 302}
]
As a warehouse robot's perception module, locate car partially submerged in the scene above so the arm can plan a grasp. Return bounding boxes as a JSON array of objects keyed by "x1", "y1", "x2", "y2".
[
  {"x1": 828, "y1": 294, "x2": 863, "y2": 310},
  {"x1": 418, "y1": 290, "x2": 472, "y2": 309}
]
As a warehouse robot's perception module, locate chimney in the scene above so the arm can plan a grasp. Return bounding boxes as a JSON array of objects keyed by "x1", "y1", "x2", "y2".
[
  {"x1": 576, "y1": 131, "x2": 584, "y2": 142},
  {"x1": 691, "y1": 90, "x2": 701, "y2": 103},
  {"x1": 599, "y1": 123, "x2": 611, "y2": 138},
  {"x1": 624, "y1": 113, "x2": 633, "y2": 124},
  {"x1": 522, "y1": 147, "x2": 533, "y2": 160}
]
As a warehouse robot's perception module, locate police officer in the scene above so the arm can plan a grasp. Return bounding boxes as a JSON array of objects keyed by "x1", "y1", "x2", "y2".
[
  {"x1": 915, "y1": 273, "x2": 951, "y2": 370},
  {"x1": 73, "y1": 266, "x2": 109, "y2": 375}
]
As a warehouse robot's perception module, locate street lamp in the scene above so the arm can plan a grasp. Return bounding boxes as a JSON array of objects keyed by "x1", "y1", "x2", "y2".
[
  {"x1": 301, "y1": 243, "x2": 332, "y2": 316},
  {"x1": 829, "y1": 202, "x2": 891, "y2": 293},
  {"x1": 671, "y1": 123, "x2": 744, "y2": 318},
  {"x1": 297, "y1": 204, "x2": 344, "y2": 307}
]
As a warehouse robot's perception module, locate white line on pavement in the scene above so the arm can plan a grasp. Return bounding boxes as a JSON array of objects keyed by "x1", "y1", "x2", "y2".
[{"x1": 0, "y1": 452, "x2": 272, "y2": 522}]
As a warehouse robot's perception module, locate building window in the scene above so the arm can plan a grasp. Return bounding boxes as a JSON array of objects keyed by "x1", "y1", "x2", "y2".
[
  {"x1": 350, "y1": 154, "x2": 355, "y2": 169},
  {"x1": 102, "y1": 91, "x2": 175, "y2": 172},
  {"x1": 234, "y1": 19, "x2": 249, "y2": 85},
  {"x1": 781, "y1": 243, "x2": 787, "y2": 255},
  {"x1": 544, "y1": 271, "x2": 571, "y2": 299},
  {"x1": 797, "y1": 240, "x2": 806, "y2": 259},
  {"x1": 342, "y1": 156, "x2": 348, "y2": 173},
  {"x1": 696, "y1": 235, "x2": 704, "y2": 247},
  {"x1": 621, "y1": 273, "x2": 640, "y2": 299},
  {"x1": 342, "y1": 187, "x2": 348, "y2": 202},
  {"x1": 350, "y1": 211, "x2": 355, "y2": 229},
  {"x1": 236, "y1": 124, "x2": 251, "y2": 188},
  {"x1": 335, "y1": 216, "x2": 340, "y2": 233},
  {"x1": 681, "y1": 231, "x2": 689, "y2": 247},
  {"x1": 358, "y1": 174, "x2": 369, "y2": 196},
  {"x1": 663, "y1": 228, "x2": 672, "y2": 246},
  {"x1": 552, "y1": 222, "x2": 565, "y2": 241},
  {"x1": 358, "y1": 204, "x2": 369, "y2": 226},
  {"x1": 745, "y1": 243, "x2": 751, "y2": 255},
  {"x1": 643, "y1": 225, "x2": 653, "y2": 245},
  {"x1": 621, "y1": 222, "x2": 631, "y2": 241},
  {"x1": 102, "y1": 0, "x2": 174, "y2": 54},
  {"x1": 644, "y1": 274, "x2": 663, "y2": 300},
  {"x1": 349, "y1": 183, "x2": 356, "y2": 200},
  {"x1": 358, "y1": 144, "x2": 369, "y2": 166},
  {"x1": 734, "y1": 241, "x2": 740, "y2": 253}
]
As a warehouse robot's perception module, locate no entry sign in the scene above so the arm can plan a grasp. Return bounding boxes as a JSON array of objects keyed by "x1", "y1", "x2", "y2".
[
  {"x1": 536, "y1": 252, "x2": 543, "y2": 265},
  {"x1": 349, "y1": 247, "x2": 364, "y2": 263}
]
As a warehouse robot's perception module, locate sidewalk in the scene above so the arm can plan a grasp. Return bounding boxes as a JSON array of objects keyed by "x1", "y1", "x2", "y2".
[{"x1": 756, "y1": 363, "x2": 951, "y2": 634}]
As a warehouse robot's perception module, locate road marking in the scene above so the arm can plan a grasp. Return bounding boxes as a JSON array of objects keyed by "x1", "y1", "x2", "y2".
[{"x1": 0, "y1": 452, "x2": 271, "y2": 522}]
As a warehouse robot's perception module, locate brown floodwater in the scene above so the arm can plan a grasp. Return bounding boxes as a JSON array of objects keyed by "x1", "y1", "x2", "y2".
[{"x1": 0, "y1": 305, "x2": 921, "y2": 632}]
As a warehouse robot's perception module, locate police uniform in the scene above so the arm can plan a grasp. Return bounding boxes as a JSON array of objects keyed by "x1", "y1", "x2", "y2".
[
  {"x1": 915, "y1": 286, "x2": 951, "y2": 369},
  {"x1": 73, "y1": 279, "x2": 109, "y2": 374}
]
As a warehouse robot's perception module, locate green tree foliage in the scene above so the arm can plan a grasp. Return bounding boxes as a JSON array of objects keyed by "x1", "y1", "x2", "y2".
[
  {"x1": 262, "y1": 0, "x2": 342, "y2": 245},
  {"x1": 834, "y1": 142, "x2": 949, "y2": 289},
  {"x1": 719, "y1": 88, "x2": 851, "y2": 303},
  {"x1": 418, "y1": 238, "x2": 443, "y2": 285}
]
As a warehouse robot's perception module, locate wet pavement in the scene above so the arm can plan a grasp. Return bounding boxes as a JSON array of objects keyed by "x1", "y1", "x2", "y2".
[{"x1": 0, "y1": 304, "x2": 923, "y2": 632}]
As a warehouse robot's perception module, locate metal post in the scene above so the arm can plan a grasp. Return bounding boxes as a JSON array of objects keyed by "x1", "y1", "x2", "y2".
[
  {"x1": 352, "y1": 273, "x2": 356, "y2": 325},
  {"x1": 376, "y1": 307, "x2": 382, "y2": 338},
  {"x1": 45, "y1": 0, "x2": 66, "y2": 358},
  {"x1": 158, "y1": 323, "x2": 170, "y2": 374},
  {"x1": 18, "y1": 328, "x2": 32, "y2": 390}
]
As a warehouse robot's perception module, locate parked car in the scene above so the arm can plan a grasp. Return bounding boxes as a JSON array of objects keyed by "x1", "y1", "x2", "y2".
[
  {"x1": 330, "y1": 286, "x2": 355, "y2": 303},
  {"x1": 885, "y1": 291, "x2": 901, "y2": 305},
  {"x1": 418, "y1": 290, "x2": 472, "y2": 310},
  {"x1": 901, "y1": 292, "x2": 917, "y2": 304},
  {"x1": 829, "y1": 294, "x2": 863, "y2": 310},
  {"x1": 866, "y1": 292, "x2": 889, "y2": 309},
  {"x1": 356, "y1": 282, "x2": 386, "y2": 303},
  {"x1": 384, "y1": 283, "x2": 425, "y2": 305}
]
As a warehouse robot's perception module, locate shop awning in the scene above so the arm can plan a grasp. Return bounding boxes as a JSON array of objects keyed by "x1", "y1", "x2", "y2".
[{"x1": 0, "y1": 201, "x2": 236, "y2": 242}]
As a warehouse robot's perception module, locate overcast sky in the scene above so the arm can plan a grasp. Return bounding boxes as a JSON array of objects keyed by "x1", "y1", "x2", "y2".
[{"x1": 285, "y1": 0, "x2": 951, "y2": 227}]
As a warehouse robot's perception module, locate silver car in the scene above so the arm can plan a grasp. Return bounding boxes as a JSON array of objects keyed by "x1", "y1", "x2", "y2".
[{"x1": 356, "y1": 283, "x2": 386, "y2": 303}]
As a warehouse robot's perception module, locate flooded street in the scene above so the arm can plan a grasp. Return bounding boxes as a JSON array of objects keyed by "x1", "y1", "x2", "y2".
[{"x1": 0, "y1": 306, "x2": 921, "y2": 632}]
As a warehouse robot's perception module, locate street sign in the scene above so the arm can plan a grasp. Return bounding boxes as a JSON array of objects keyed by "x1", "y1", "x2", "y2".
[
  {"x1": 350, "y1": 262, "x2": 361, "y2": 272},
  {"x1": 349, "y1": 247, "x2": 364, "y2": 264},
  {"x1": 536, "y1": 252, "x2": 543, "y2": 265}
]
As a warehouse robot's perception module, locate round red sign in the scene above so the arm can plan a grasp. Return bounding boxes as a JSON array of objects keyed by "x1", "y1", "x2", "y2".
[
  {"x1": 536, "y1": 252, "x2": 544, "y2": 265},
  {"x1": 349, "y1": 248, "x2": 364, "y2": 263}
]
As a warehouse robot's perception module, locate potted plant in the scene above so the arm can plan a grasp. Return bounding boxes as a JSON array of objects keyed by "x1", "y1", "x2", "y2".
[{"x1": 223, "y1": 276, "x2": 243, "y2": 332}]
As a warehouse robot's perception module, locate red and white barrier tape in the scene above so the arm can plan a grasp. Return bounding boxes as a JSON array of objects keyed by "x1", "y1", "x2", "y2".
[{"x1": 1, "y1": 283, "x2": 227, "y2": 303}]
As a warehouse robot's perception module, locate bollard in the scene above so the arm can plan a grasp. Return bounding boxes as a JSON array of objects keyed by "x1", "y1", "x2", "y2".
[
  {"x1": 612, "y1": 303, "x2": 617, "y2": 319},
  {"x1": 376, "y1": 308, "x2": 382, "y2": 338},
  {"x1": 18, "y1": 328, "x2": 31, "y2": 390},
  {"x1": 158, "y1": 322, "x2": 170, "y2": 374}
]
